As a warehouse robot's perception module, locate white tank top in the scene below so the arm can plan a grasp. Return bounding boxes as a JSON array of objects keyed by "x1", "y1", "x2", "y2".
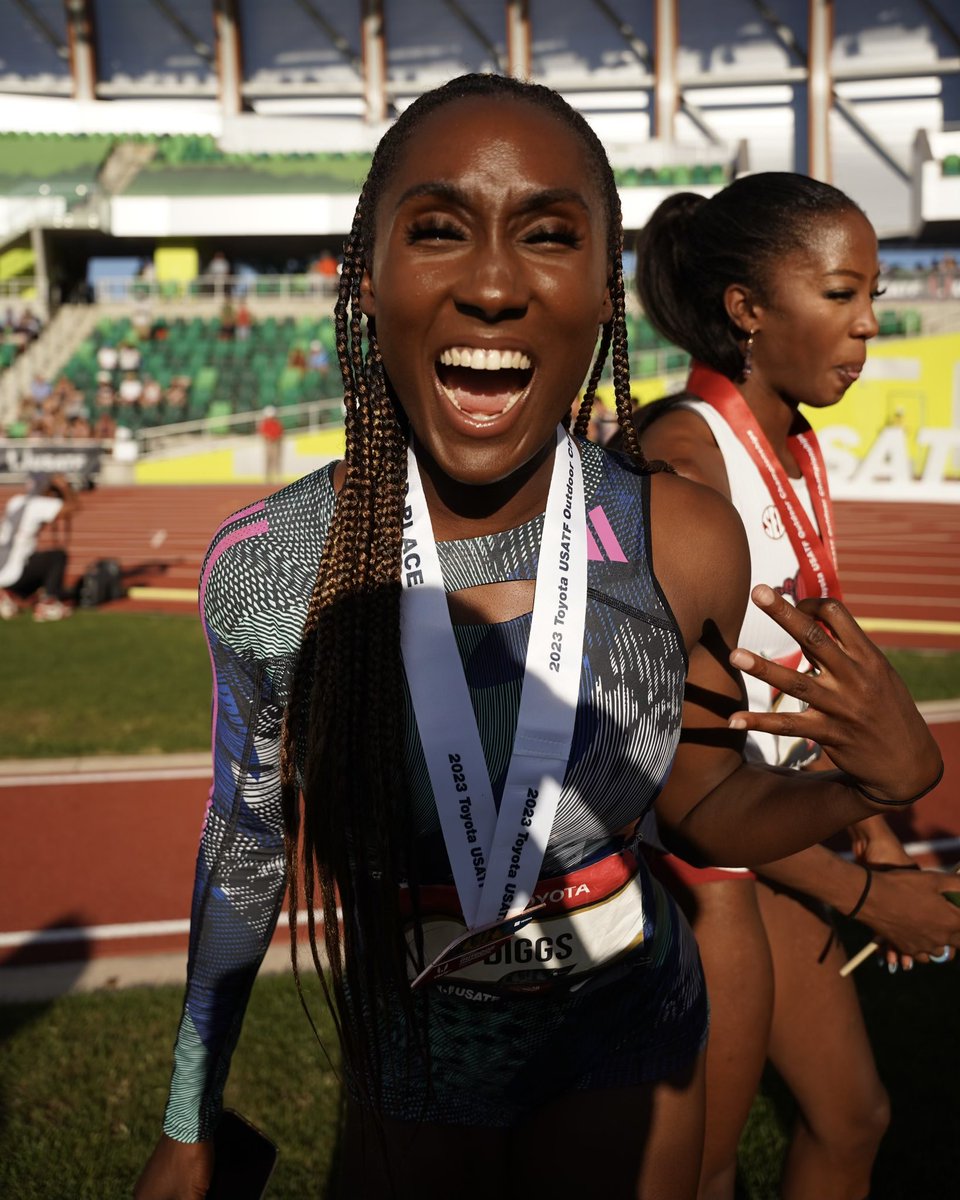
[{"x1": 680, "y1": 399, "x2": 821, "y2": 769}]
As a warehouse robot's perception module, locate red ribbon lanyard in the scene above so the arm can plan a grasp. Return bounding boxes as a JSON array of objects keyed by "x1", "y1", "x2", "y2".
[{"x1": 687, "y1": 363, "x2": 842, "y2": 601}]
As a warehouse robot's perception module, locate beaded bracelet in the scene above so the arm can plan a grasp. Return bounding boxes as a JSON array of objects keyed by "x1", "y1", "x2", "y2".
[
  {"x1": 851, "y1": 762, "x2": 944, "y2": 808},
  {"x1": 845, "y1": 866, "x2": 873, "y2": 920}
]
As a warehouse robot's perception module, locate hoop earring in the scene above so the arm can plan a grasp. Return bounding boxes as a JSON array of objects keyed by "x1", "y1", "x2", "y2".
[{"x1": 740, "y1": 330, "x2": 756, "y2": 381}]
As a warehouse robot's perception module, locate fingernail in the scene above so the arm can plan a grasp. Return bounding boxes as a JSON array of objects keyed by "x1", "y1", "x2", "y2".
[
  {"x1": 729, "y1": 717, "x2": 747, "y2": 730},
  {"x1": 888, "y1": 962, "x2": 898, "y2": 975},
  {"x1": 903, "y1": 959, "x2": 913, "y2": 971},
  {"x1": 753, "y1": 584, "x2": 775, "y2": 605},
  {"x1": 730, "y1": 649, "x2": 752, "y2": 669}
]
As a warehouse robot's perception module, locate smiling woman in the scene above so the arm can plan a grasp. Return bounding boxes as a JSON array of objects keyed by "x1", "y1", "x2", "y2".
[{"x1": 135, "y1": 78, "x2": 942, "y2": 1200}]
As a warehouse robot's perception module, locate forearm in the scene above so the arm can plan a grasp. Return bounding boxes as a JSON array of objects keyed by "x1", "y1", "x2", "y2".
[
  {"x1": 668, "y1": 764, "x2": 890, "y2": 869},
  {"x1": 756, "y1": 842, "x2": 869, "y2": 914}
]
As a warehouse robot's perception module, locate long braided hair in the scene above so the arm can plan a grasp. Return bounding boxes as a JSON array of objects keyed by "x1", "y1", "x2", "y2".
[{"x1": 279, "y1": 72, "x2": 651, "y2": 1101}]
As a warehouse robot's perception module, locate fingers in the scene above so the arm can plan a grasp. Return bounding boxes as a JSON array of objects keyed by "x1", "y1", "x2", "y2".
[{"x1": 744, "y1": 584, "x2": 851, "y2": 668}]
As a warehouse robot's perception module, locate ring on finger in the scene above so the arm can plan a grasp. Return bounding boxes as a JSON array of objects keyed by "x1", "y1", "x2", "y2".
[{"x1": 929, "y1": 947, "x2": 951, "y2": 964}]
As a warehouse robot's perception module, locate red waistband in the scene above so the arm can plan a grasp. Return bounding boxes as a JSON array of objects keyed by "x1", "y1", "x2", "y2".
[{"x1": 401, "y1": 846, "x2": 643, "y2": 921}]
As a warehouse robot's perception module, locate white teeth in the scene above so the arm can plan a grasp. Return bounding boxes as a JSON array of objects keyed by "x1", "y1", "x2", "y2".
[
  {"x1": 441, "y1": 386, "x2": 524, "y2": 419},
  {"x1": 438, "y1": 347, "x2": 532, "y2": 370}
]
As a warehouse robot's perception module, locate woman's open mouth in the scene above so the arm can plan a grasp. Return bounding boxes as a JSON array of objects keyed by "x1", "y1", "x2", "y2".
[{"x1": 436, "y1": 347, "x2": 533, "y2": 422}]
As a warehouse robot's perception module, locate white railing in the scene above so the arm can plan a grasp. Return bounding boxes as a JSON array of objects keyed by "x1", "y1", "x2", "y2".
[
  {"x1": 94, "y1": 271, "x2": 341, "y2": 306},
  {"x1": 135, "y1": 396, "x2": 345, "y2": 451},
  {"x1": 0, "y1": 277, "x2": 39, "y2": 302}
]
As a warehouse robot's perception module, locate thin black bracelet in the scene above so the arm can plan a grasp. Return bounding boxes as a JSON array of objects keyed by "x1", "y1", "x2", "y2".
[
  {"x1": 851, "y1": 761, "x2": 945, "y2": 808},
  {"x1": 845, "y1": 866, "x2": 873, "y2": 920}
]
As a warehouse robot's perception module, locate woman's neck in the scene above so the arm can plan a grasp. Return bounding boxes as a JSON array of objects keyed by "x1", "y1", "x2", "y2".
[
  {"x1": 414, "y1": 437, "x2": 557, "y2": 542},
  {"x1": 737, "y1": 378, "x2": 804, "y2": 478}
]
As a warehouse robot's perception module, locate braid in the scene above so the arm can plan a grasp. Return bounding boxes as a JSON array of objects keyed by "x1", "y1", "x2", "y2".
[{"x1": 280, "y1": 72, "x2": 662, "y2": 1104}]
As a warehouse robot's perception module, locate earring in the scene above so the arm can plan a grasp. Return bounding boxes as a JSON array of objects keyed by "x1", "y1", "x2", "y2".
[{"x1": 740, "y1": 330, "x2": 756, "y2": 381}]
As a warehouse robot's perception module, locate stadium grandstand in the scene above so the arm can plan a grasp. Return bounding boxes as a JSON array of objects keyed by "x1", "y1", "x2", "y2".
[{"x1": 0, "y1": 0, "x2": 958, "y2": 487}]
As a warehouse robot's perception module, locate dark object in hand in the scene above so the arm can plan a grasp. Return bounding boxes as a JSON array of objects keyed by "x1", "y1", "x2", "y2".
[{"x1": 207, "y1": 1110, "x2": 278, "y2": 1199}]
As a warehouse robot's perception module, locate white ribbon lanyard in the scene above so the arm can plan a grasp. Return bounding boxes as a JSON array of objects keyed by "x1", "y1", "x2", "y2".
[{"x1": 401, "y1": 427, "x2": 587, "y2": 930}]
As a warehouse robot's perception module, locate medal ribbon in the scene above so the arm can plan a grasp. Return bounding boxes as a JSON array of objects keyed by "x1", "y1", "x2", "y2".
[
  {"x1": 687, "y1": 363, "x2": 842, "y2": 600},
  {"x1": 401, "y1": 427, "x2": 587, "y2": 929}
]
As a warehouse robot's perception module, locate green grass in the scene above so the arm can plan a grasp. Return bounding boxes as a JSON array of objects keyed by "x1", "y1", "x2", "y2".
[
  {"x1": 0, "y1": 942, "x2": 956, "y2": 1198},
  {"x1": 886, "y1": 648, "x2": 960, "y2": 702},
  {"x1": 1, "y1": 612, "x2": 957, "y2": 760},
  {"x1": 0, "y1": 971, "x2": 342, "y2": 1200},
  {"x1": 0, "y1": 611, "x2": 209, "y2": 758}
]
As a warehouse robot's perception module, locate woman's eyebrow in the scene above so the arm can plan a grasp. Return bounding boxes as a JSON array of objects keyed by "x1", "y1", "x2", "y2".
[
  {"x1": 392, "y1": 181, "x2": 591, "y2": 216},
  {"x1": 515, "y1": 187, "x2": 591, "y2": 216}
]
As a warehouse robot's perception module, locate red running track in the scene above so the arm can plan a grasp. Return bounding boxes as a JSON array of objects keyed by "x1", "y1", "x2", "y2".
[
  {"x1": 5, "y1": 484, "x2": 958, "y2": 646},
  {"x1": 1, "y1": 716, "x2": 957, "y2": 968},
  {"x1": 1, "y1": 485, "x2": 958, "y2": 968}
]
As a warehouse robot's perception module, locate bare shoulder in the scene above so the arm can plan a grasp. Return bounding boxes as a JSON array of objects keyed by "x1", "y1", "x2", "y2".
[
  {"x1": 638, "y1": 405, "x2": 729, "y2": 497},
  {"x1": 648, "y1": 470, "x2": 750, "y2": 651}
]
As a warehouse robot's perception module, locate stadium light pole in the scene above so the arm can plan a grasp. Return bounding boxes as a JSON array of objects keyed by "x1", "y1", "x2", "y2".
[
  {"x1": 214, "y1": 0, "x2": 244, "y2": 118},
  {"x1": 362, "y1": 0, "x2": 388, "y2": 123},
  {"x1": 506, "y1": 0, "x2": 531, "y2": 80},
  {"x1": 808, "y1": 0, "x2": 833, "y2": 182},
  {"x1": 654, "y1": 0, "x2": 678, "y2": 141},
  {"x1": 65, "y1": 0, "x2": 97, "y2": 103}
]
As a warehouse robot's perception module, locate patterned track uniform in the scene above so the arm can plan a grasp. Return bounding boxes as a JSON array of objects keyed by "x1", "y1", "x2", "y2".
[{"x1": 163, "y1": 439, "x2": 706, "y2": 1138}]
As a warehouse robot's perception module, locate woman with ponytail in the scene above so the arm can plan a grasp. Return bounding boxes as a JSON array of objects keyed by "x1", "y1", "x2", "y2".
[
  {"x1": 136, "y1": 92, "x2": 940, "y2": 1200},
  {"x1": 631, "y1": 175, "x2": 959, "y2": 1200}
]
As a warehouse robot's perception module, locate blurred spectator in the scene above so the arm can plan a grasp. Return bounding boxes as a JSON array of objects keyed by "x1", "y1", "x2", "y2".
[
  {"x1": 14, "y1": 307, "x2": 41, "y2": 346},
  {"x1": 3, "y1": 306, "x2": 43, "y2": 358},
  {"x1": 308, "y1": 339, "x2": 329, "y2": 376},
  {"x1": 69, "y1": 412, "x2": 92, "y2": 439},
  {"x1": 93, "y1": 410, "x2": 117, "y2": 440},
  {"x1": 118, "y1": 341, "x2": 142, "y2": 372},
  {"x1": 258, "y1": 405, "x2": 284, "y2": 483},
  {"x1": 119, "y1": 371, "x2": 144, "y2": 406},
  {"x1": 219, "y1": 299, "x2": 236, "y2": 341},
  {"x1": 96, "y1": 377, "x2": 117, "y2": 412},
  {"x1": 30, "y1": 373, "x2": 52, "y2": 405},
  {"x1": 133, "y1": 298, "x2": 153, "y2": 341},
  {"x1": 287, "y1": 345, "x2": 307, "y2": 371},
  {"x1": 97, "y1": 343, "x2": 119, "y2": 372},
  {"x1": 311, "y1": 250, "x2": 339, "y2": 293},
  {"x1": 165, "y1": 376, "x2": 190, "y2": 411},
  {"x1": 236, "y1": 299, "x2": 253, "y2": 342},
  {"x1": 0, "y1": 474, "x2": 76, "y2": 622},
  {"x1": 112, "y1": 426, "x2": 138, "y2": 465},
  {"x1": 207, "y1": 250, "x2": 230, "y2": 296},
  {"x1": 142, "y1": 377, "x2": 163, "y2": 408}
]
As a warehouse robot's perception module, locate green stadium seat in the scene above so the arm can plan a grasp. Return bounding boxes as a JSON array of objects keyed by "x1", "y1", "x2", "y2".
[
  {"x1": 878, "y1": 310, "x2": 903, "y2": 337},
  {"x1": 635, "y1": 352, "x2": 658, "y2": 377},
  {"x1": 206, "y1": 399, "x2": 232, "y2": 434}
]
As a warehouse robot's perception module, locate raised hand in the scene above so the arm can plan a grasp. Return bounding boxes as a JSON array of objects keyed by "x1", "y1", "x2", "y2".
[{"x1": 728, "y1": 585, "x2": 942, "y2": 806}]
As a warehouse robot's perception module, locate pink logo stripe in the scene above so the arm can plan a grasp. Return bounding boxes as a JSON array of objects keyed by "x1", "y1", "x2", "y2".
[
  {"x1": 587, "y1": 506, "x2": 628, "y2": 562},
  {"x1": 586, "y1": 528, "x2": 603, "y2": 561},
  {"x1": 212, "y1": 499, "x2": 265, "y2": 539}
]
